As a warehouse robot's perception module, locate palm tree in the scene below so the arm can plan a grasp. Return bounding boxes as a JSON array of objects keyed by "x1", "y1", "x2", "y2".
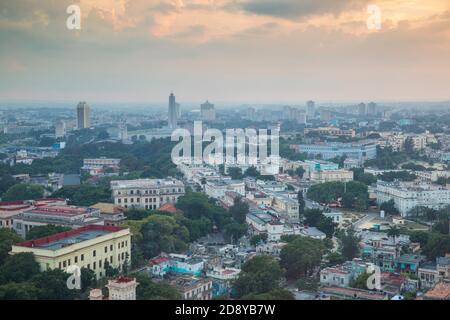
[{"x1": 387, "y1": 226, "x2": 401, "y2": 244}]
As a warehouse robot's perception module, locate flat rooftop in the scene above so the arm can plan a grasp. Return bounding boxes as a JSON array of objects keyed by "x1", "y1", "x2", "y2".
[{"x1": 15, "y1": 225, "x2": 126, "y2": 251}]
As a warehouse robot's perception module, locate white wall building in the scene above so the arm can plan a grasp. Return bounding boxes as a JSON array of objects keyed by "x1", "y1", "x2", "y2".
[
  {"x1": 111, "y1": 178, "x2": 185, "y2": 210},
  {"x1": 376, "y1": 181, "x2": 450, "y2": 216}
]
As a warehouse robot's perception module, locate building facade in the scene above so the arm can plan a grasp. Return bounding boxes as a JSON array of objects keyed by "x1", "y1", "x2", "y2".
[
  {"x1": 76, "y1": 101, "x2": 91, "y2": 129},
  {"x1": 111, "y1": 178, "x2": 185, "y2": 209},
  {"x1": 376, "y1": 181, "x2": 450, "y2": 216},
  {"x1": 10, "y1": 225, "x2": 131, "y2": 280}
]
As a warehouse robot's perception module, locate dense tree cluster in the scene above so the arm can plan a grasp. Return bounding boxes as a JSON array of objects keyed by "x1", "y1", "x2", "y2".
[{"x1": 307, "y1": 181, "x2": 369, "y2": 211}]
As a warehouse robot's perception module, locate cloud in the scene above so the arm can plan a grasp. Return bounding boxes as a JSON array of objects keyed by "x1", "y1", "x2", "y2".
[{"x1": 236, "y1": 0, "x2": 369, "y2": 20}]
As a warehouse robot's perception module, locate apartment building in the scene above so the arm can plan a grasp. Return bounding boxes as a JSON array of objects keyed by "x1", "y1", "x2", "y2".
[
  {"x1": 304, "y1": 127, "x2": 356, "y2": 138},
  {"x1": 110, "y1": 178, "x2": 185, "y2": 209},
  {"x1": 376, "y1": 181, "x2": 450, "y2": 216}
]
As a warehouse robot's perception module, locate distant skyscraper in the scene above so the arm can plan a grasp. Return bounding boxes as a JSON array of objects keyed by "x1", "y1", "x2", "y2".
[
  {"x1": 307, "y1": 101, "x2": 315, "y2": 119},
  {"x1": 55, "y1": 120, "x2": 66, "y2": 138},
  {"x1": 201, "y1": 100, "x2": 216, "y2": 121},
  {"x1": 168, "y1": 93, "x2": 178, "y2": 129},
  {"x1": 358, "y1": 103, "x2": 367, "y2": 116},
  {"x1": 118, "y1": 120, "x2": 128, "y2": 142},
  {"x1": 320, "y1": 110, "x2": 332, "y2": 122},
  {"x1": 367, "y1": 102, "x2": 377, "y2": 115},
  {"x1": 77, "y1": 102, "x2": 91, "y2": 129}
]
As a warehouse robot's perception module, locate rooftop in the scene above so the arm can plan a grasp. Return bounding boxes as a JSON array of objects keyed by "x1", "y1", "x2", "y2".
[
  {"x1": 110, "y1": 178, "x2": 183, "y2": 189},
  {"x1": 15, "y1": 225, "x2": 126, "y2": 251}
]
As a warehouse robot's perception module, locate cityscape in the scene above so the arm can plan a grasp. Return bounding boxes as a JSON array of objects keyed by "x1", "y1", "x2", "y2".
[{"x1": 0, "y1": 0, "x2": 450, "y2": 310}]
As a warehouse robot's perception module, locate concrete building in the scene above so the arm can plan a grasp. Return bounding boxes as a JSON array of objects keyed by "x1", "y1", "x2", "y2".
[
  {"x1": 169, "y1": 275, "x2": 213, "y2": 300},
  {"x1": 12, "y1": 205, "x2": 104, "y2": 238},
  {"x1": 110, "y1": 178, "x2": 185, "y2": 210},
  {"x1": 290, "y1": 141, "x2": 377, "y2": 163},
  {"x1": 304, "y1": 127, "x2": 356, "y2": 138},
  {"x1": 200, "y1": 100, "x2": 216, "y2": 121},
  {"x1": 76, "y1": 101, "x2": 91, "y2": 129},
  {"x1": 376, "y1": 181, "x2": 450, "y2": 216},
  {"x1": 306, "y1": 100, "x2": 315, "y2": 119},
  {"x1": 204, "y1": 179, "x2": 245, "y2": 199},
  {"x1": 82, "y1": 158, "x2": 121, "y2": 176},
  {"x1": 168, "y1": 93, "x2": 178, "y2": 129},
  {"x1": 55, "y1": 120, "x2": 66, "y2": 138},
  {"x1": 106, "y1": 276, "x2": 139, "y2": 300},
  {"x1": 10, "y1": 225, "x2": 131, "y2": 279}
]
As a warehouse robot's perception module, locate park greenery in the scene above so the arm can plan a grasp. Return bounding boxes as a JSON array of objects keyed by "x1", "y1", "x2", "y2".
[{"x1": 307, "y1": 181, "x2": 369, "y2": 211}]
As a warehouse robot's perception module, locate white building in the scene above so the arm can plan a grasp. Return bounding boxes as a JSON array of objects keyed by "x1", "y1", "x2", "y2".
[
  {"x1": 55, "y1": 120, "x2": 66, "y2": 138},
  {"x1": 204, "y1": 180, "x2": 245, "y2": 199},
  {"x1": 376, "y1": 181, "x2": 450, "y2": 216},
  {"x1": 106, "y1": 276, "x2": 139, "y2": 300},
  {"x1": 111, "y1": 178, "x2": 185, "y2": 210}
]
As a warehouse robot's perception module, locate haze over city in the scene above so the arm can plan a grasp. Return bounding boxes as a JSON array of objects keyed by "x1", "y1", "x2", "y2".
[{"x1": 1, "y1": 0, "x2": 450, "y2": 103}]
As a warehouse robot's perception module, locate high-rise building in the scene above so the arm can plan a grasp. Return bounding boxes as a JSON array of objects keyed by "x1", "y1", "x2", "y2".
[
  {"x1": 307, "y1": 100, "x2": 315, "y2": 119},
  {"x1": 367, "y1": 102, "x2": 377, "y2": 115},
  {"x1": 201, "y1": 100, "x2": 216, "y2": 121},
  {"x1": 55, "y1": 120, "x2": 66, "y2": 138},
  {"x1": 77, "y1": 102, "x2": 91, "y2": 129},
  {"x1": 358, "y1": 102, "x2": 367, "y2": 116},
  {"x1": 168, "y1": 93, "x2": 178, "y2": 129}
]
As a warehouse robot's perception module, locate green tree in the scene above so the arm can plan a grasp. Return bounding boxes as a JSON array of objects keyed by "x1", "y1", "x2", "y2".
[
  {"x1": 0, "y1": 253, "x2": 40, "y2": 284},
  {"x1": 229, "y1": 196, "x2": 249, "y2": 224},
  {"x1": 31, "y1": 269, "x2": 79, "y2": 300},
  {"x1": 280, "y1": 236, "x2": 325, "y2": 279},
  {"x1": 0, "y1": 282, "x2": 39, "y2": 300},
  {"x1": 338, "y1": 229, "x2": 360, "y2": 260},
  {"x1": 140, "y1": 215, "x2": 189, "y2": 258},
  {"x1": 224, "y1": 223, "x2": 247, "y2": 243},
  {"x1": 380, "y1": 199, "x2": 400, "y2": 215},
  {"x1": 250, "y1": 234, "x2": 268, "y2": 246},
  {"x1": 134, "y1": 273, "x2": 181, "y2": 300},
  {"x1": 387, "y1": 226, "x2": 401, "y2": 243},
  {"x1": 422, "y1": 233, "x2": 450, "y2": 260},
  {"x1": 0, "y1": 228, "x2": 22, "y2": 266},
  {"x1": 2, "y1": 184, "x2": 44, "y2": 201},
  {"x1": 244, "y1": 166, "x2": 259, "y2": 178},
  {"x1": 351, "y1": 272, "x2": 370, "y2": 290},
  {"x1": 227, "y1": 167, "x2": 243, "y2": 180},
  {"x1": 233, "y1": 256, "x2": 283, "y2": 298}
]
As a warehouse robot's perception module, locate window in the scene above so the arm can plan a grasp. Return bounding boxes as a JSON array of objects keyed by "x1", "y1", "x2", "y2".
[
  {"x1": 110, "y1": 245, "x2": 113, "y2": 251},
  {"x1": 105, "y1": 246, "x2": 108, "y2": 253},
  {"x1": 75, "y1": 256, "x2": 78, "y2": 263},
  {"x1": 99, "y1": 260, "x2": 102, "y2": 268},
  {"x1": 81, "y1": 254, "x2": 85, "y2": 261},
  {"x1": 93, "y1": 262, "x2": 96, "y2": 270},
  {"x1": 63, "y1": 261, "x2": 67, "y2": 268},
  {"x1": 93, "y1": 250, "x2": 96, "y2": 257}
]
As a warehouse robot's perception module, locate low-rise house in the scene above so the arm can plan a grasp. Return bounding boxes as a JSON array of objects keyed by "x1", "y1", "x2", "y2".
[
  {"x1": 395, "y1": 254, "x2": 426, "y2": 275},
  {"x1": 169, "y1": 275, "x2": 213, "y2": 300},
  {"x1": 320, "y1": 266, "x2": 353, "y2": 288},
  {"x1": 423, "y1": 281, "x2": 450, "y2": 300},
  {"x1": 320, "y1": 286, "x2": 388, "y2": 300}
]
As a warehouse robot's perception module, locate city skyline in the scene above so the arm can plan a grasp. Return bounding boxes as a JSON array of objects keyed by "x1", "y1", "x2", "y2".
[{"x1": 1, "y1": 1, "x2": 450, "y2": 103}]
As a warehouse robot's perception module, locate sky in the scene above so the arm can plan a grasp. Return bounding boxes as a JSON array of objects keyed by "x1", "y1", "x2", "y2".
[{"x1": 0, "y1": 0, "x2": 449, "y2": 104}]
